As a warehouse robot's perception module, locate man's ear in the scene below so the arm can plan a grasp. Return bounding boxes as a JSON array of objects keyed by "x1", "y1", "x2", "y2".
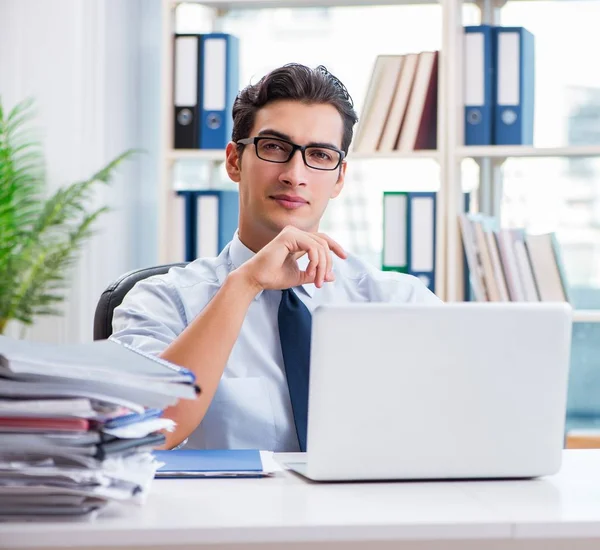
[
  {"x1": 330, "y1": 160, "x2": 347, "y2": 199},
  {"x1": 225, "y1": 141, "x2": 241, "y2": 182}
]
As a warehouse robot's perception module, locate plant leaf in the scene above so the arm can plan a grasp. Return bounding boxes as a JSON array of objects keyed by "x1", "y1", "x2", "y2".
[{"x1": 0, "y1": 96, "x2": 137, "y2": 326}]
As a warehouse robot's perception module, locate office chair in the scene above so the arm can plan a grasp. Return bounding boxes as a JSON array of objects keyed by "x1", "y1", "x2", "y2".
[{"x1": 93, "y1": 262, "x2": 188, "y2": 340}]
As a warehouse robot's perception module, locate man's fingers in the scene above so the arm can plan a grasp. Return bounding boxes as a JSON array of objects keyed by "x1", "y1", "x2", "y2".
[
  {"x1": 309, "y1": 234, "x2": 332, "y2": 287},
  {"x1": 316, "y1": 233, "x2": 347, "y2": 259},
  {"x1": 280, "y1": 228, "x2": 345, "y2": 287},
  {"x1": 316, "y1": 242, "x2": 327, "y2": 288},
  {"x1": 306, "y1": 245, "x2": 319, "y2": 278},
  {"x1": 284, "y1": 227, "x2": 344, "y2": 260},
  {"x1": 298, "y1": 234, "x2": 326, "y2": 287},
  {"x1": 292, "y1": 250, "x2": 307, "y2": 261}
]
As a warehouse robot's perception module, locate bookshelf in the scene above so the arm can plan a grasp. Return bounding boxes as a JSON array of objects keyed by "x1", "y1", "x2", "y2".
[
  {"x1": 171, "y1": 0, "x2": 443, "y2": 7},
  {"x1": 159, "y1": 0, "x2": 600, "y2": 324}
]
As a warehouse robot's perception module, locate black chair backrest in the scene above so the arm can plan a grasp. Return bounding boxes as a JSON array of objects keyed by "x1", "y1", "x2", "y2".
[{"x1": 93, "y1": 262, "x2": 188, "y2": 340}]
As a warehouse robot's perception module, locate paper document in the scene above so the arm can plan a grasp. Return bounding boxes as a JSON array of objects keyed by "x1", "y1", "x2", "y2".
[
  {"x1": 0, "y1": 334, "x2": 196, "y2": 521},
  {"x1": 0, "y1": 334, "x2": 197, "y2": 386},
  {"x1": 152, "y1": 449, "x2": 282, "y2": 478}
]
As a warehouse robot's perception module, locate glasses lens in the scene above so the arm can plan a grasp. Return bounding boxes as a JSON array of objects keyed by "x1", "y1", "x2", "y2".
[
  {"x1": 304, "y1": 147, "x2": 341, "y2": 170},
  {"x1": 256, "y1": 138, "x2": 293, "y2": 162}
]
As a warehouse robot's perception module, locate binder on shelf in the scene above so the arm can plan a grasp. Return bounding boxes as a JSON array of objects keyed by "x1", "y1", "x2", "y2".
[
  {"x1": 407, "y1": 192, "x2": 436, "y2": 292},
  {"x1": 199, "y1": 33, "x2": 240, "y2": 150},
  {"x1": 494, "y1": 26, "x2": 535, "y2": 145},
  {"x1": 464, "y1": 25, "x2": 495, "y2": 146},
  {"x1": 176, "y1": 190, "x2": 239, "y2": 261},
  {"x1": 382, "y1": 192, "x2": 408, "y2": 273},
  {"x1": 173, "y1": 34, "x2": 201, "y2": 149},
  {"x1": 382, "y1": 191, "x2": 437, "y2": 292}
]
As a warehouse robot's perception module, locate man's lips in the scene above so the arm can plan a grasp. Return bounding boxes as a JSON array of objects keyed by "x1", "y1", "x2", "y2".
[{"x1": 270, "y1": 195, "x2": 309, "y2": 209}]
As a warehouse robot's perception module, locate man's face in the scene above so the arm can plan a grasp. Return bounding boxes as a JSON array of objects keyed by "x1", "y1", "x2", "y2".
[{"x1": 226, "y1": 100, "x2": 347, "y2": 239}]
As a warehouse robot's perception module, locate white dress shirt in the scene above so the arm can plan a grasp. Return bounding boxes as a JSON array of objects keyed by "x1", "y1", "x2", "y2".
[{"x1": 110, "y1": 232, "x2": 442, "y2": 451}]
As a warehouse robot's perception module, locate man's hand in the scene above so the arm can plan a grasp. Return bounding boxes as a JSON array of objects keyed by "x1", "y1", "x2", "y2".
[{"x1": 238, "y1": 226, "x2": 347, "y2": 292}]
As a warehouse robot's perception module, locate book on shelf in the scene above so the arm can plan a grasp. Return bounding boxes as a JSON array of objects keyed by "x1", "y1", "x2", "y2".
[
  {"x1": 459, "y1": 213, "x2": 570, "y2": 303},
  {"x1": 353, "y1": 50, "x2": 438, "y2": 154}
]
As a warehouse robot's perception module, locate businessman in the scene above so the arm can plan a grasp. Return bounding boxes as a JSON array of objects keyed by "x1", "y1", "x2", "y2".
[{"x1": 111, "y1": 63, "x2": 441, "y2": 451}]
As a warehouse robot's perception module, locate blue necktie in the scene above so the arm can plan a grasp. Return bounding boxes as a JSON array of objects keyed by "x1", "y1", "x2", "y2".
[{"x1": 278, "y1": 288, "x2": 312, "y2": 452}]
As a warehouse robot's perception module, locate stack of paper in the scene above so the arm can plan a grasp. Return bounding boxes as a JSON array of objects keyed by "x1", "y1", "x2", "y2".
[{"x1": 0, "y1": 335, "x2": 199, "y2": 521}]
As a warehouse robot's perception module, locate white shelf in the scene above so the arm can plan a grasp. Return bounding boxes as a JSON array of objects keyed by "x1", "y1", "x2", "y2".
[
  {"x1": 573, "y1": 310, "x2": 600, "y2": 324},
  {"x1": 173, "y1": 0, "x2": 441, "y2": 8},
  {"x1": 458, "y1": 145, "x2": 600, "y2": 159},
  {"x1": 167, "y1": 149, "x2": 226, "y2": 162},
  {"x1": 349, "y1": 150, "x2": 440, "y2": 161},
  {"x1": 173, "y1": 0, "x2": 552, "y2": 8}
]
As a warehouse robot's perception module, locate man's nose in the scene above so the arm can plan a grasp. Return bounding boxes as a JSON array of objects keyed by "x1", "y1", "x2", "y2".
[{"x1": 279, "y1": 149, "x2": 309, "y2": 187}]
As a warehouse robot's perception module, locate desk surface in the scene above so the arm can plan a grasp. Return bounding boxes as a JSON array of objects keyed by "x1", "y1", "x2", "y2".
[{"x1": 2, "y1": 450, "x2": 600, "y2": 550}]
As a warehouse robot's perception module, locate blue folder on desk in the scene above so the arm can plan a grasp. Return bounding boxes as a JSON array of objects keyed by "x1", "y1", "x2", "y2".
[{"x1": 152, "y1": 449, "x2": 268, "y2": 478}]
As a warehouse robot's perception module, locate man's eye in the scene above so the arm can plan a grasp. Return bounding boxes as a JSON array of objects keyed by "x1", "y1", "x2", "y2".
[
  {"x1": 309, "y1": 149, "x2": 333, "y2": 161},
  {"x1": 263, "y1": 141, "x2": 284, "y2": 151}
]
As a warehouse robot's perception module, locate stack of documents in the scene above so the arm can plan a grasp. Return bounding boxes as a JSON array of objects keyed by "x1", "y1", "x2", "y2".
[{"x1": 0, "y1": 335, "x2": 199, "y2": 521}]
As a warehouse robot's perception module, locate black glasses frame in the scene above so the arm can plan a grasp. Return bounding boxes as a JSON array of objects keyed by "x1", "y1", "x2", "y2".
[{"x1": 236, "y1": 136, "x2": 345, "y2": 171}]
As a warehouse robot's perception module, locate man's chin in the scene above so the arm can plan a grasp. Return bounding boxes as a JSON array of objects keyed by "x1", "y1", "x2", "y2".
[{"x1": 267, "y1": 215, "x2": 313, "y2": 234}]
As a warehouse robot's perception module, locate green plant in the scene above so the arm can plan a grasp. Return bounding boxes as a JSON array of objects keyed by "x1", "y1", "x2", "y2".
[{"x1": 0, "y1": 97, "x2": 136, "y2": 333}]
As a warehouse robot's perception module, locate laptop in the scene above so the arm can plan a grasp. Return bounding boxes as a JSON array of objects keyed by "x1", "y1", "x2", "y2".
[{"x1": 285, "y1": 302, "x2": 573, "y2": 481}]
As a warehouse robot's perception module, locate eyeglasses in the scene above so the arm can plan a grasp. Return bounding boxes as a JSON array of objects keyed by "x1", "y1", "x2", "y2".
[{"x1": 236, "y1": 136, "x2": 345, "y2": 171}]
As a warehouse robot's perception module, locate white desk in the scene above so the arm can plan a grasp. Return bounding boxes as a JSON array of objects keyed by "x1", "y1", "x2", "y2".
[{"x1": 2, "y1": 450, "x2": 600, "y2": 550}]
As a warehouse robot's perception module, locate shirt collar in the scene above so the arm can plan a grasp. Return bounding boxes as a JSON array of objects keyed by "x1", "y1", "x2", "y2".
[{"x1": 229, "y1": 231, "x2": 316, "y2": 299}]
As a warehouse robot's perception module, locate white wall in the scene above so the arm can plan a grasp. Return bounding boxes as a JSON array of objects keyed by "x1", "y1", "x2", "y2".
[{"x1": 0, "y1": 0, "x2": 162, "y2": 343}]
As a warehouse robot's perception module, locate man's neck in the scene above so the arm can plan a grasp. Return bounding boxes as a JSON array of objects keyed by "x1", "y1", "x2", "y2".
[{"x1": 237, "y1": 223, "x2": 275, "y2": 254}]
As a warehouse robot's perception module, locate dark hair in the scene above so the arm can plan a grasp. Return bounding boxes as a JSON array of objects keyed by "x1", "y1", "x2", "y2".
[{"x1": 232, "y1": 63, "x2": 358, "y2": 156}]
